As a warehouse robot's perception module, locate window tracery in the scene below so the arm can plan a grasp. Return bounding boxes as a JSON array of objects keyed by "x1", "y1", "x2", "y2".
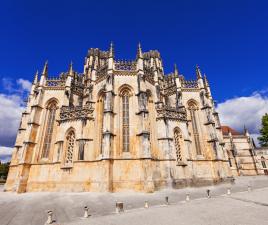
[
  {"x1": 122, "y1": 90, "x2": 130, "y2": 152},
  {"x1": 42, "y1": 101, "x2": 57, "y2": 158},
  {"x1": 188, "y1": 101, "x2": 202, "y2": 155},
  {"x1": 65, "y1": 130, "x2": 75, "y2": 164},
  {"x1": 174, "y1": 128, "x2": 183, "y2": 162}
]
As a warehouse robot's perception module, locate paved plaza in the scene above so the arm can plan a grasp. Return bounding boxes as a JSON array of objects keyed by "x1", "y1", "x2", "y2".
[{"x1": 0, "y1": 176, "x2": 268, "y2": 225}]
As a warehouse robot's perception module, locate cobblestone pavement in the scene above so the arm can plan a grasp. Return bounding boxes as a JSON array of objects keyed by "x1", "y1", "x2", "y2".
[{"x1": 0, "y1": 176, "x2": 268, "y2": 225}]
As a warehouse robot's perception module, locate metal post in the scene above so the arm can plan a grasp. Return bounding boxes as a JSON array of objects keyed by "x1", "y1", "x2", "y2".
[
  {"x1": 83, "y1": 206, "x2": 89, "y2": 218},
  {"x1": 144, "y1": 201, "x2": 149, "y2": 208},
  {"x1": 206, "y1": 189, "x2": 211, "y2": 198},
  {"x1": 45, "y1": 210, "x2": 53, "y2": 225},
  {"x1": 115, "y1": 202, "x2": 124, "y2": 213},
  {"x1": 186, "y1": 193, "x2": 190, "y2": 201},
  {"x1": 165, "y1": 196, "x2": 169, "y2": 205}
]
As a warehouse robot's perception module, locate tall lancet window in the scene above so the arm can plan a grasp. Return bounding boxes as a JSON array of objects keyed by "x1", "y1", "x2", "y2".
[
  {"x1": 97, "y1": 94, "x2": 105, "y2": 154},
  {"x1": 188, "y1": 101, "x2": 202, "y2": 155},
  {"x1": 65, "y1": 130, "x2": 75, "y2": 164},
  {"x1": 42, "y1": 101, "x2": 57, "y2": 158},
  {"x1": 122, "y1": 90, "x2": 130, "y2": 152},
  {"x1": 174, "y1": 128, "x2": 183, "y2": 162}
]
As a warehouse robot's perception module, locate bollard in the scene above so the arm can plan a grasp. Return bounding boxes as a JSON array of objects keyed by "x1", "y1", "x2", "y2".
[
  {"x1": 186, "y1": 193, "x2": 190, "y2": 201},
  {"x1": 83, "y1": 206, "x2": 89, "y2": 218},
  {"x1": 206, "y1": 189, "x2": 211, "y2": 198},
  {"x1": 144, "y1": 201, "x2": 149, "y2": 208},
  {"x1": 227, "y1": 188, "x2": 231, "y2": 195},
  {"x1": 247, "y1": 185, "x2": 251, "y2": 192},
  {"x1": 45, "y1": 210, "x2": 53, "y2": 224},
  {"x1": 165, "y1": 196, "x2": 169, "y2": 205},
  {"x1": 115, "y1": 202, "x2": 124, "y2": 213}
]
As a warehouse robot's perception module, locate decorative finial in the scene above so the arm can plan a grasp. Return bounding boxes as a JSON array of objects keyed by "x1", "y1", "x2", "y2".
[
  {"x1": 204, "y1": 73, "x2": 209, "y2": 86},
  {"x1": 69, "y1": 61, "x2": 74, "y2": 76},
  {"x1": 33, "y1": 70, "x2": 38, "y2": 84},
  {"x1": 228, "y1": 127, "x2": 232, "y2": 137},
  {"x1": 42, "y1": 60, "x2": 48, "y2": 76},
  {"x1": 244, "y1": 125, "x2": 248, "y2": 134},
  {"x1": 109, "y1": 41, "x2": 114, "y2": 58},
  {"x1": 196, "y1": 64, "x2": 202, "y2": 79},
  {"x1": 174, "y1": 63, "x2": 178, "y2": 76},
  {"x1": 137, "y1": 42, "x2": 143, "y2": 59}
]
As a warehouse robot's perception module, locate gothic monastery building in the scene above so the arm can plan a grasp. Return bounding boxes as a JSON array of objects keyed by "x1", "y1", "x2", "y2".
[{"x1": 5, "y1": 44, "x2": 267, "y2": 193}]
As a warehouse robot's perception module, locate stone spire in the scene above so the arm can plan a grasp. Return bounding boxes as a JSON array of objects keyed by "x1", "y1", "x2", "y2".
[
  {"x1": 137, "y1": 42, "x2": 143, "y2": 59},
  {"x1": 196, "y1": 64, "x2": 202, "y2": 79},
  {"x1": 33, "y1": 70, "x2": 38, "y2": 84},
  {"x1": 109, "y1": 41, "x2": 114, "y2": 58},
  {"x1": 204, "y1": 74, "x2": 209, "y2": 86},
  {"x1": 68, "y1": 61, "x2": 74, "y2": 76},
  {"x1": 30, "y1": 70, "x2": 39, "y2": 95},
  {"x1": 40, "y1": 61, "x2": 48, "y2": 87},
  {"x1": 136, "y1": 43, "x2": 144, "y2": 73},
  {"x1": 108, "y1": 42, "x2": 114, "y2": 72},
  {"x1": 42, "y1": 61, "x2": 48, "y2": 77},
  {"x1": 174, "y1": 63, "x2": 179, "y2": 77},
  {"x1": 244, "y1": 125, "x2": 250, "y2": 136}
]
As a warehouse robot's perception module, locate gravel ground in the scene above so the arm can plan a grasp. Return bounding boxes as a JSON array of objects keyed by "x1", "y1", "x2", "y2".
[{"x1": 0, "y1": 176, "x2": 268, "y2": 225}]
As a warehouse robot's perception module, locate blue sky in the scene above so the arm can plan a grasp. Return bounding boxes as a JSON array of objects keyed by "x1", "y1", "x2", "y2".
[{"x1": 0, "y1": 0, "x2": 268, "y2": 161}]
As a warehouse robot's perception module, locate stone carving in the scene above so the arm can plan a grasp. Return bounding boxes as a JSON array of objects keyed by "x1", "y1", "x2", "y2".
[
  {"x1": 46, "y1": 79, "x2": 65, "y2": 87},
  {"x1": 182, "y1": 80, "x2": 198, "y2": 88},
  {"x1": 114, "y1": 60, "x2": 136, "y2": 71},
  {"x1": 156, "y1": 103, "x2": 187, "y2": 121},
  {"x1": 59, "y1": 103, "x2": 94, "y2": 123}
]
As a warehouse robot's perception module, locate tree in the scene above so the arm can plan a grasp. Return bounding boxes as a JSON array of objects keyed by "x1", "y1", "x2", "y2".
[
  {"x1": 258, "y1": 113, "x2": 268, "y2": 147},
  {"x1": 0, "y1": 162, "x2": 10, "y2": 181}
]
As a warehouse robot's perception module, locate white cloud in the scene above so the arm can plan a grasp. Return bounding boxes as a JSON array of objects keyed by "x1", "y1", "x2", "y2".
[
  {"x1": 0, "y1": 93, "x2": 25, "y2": 146},
  {"x1": 216, "y1": 92, "x2": 268, "y2": 144},
  {"x1": 0, "y1": 147, "x2": 13, "y2": 163},
  {"x1": 17, "y1": 79, "x2": 32, "y2": 92},
  {"x1": 0, "y1": 146, "x2": 13, "y2": 156},
  {"x1": 0, "y1": 77, "x2": 31, "y2": 150}
]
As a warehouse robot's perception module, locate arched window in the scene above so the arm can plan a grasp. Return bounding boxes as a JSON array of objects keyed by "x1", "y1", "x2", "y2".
[
  {"x1": 65, "y1": 130, "x2": 75, "y2": 164},
  {"x1": 42, "y1": 101, "x2": 57, "y2": 158},
  {"x1": 174, "y1": 128, "x2": 183, "y2": 162},
  {"x1": 122, "y1": 90, "x2": 130, "y2": 152},
  {"x1": 188, "y1": 101, "x2": 202, "y2": 155},
  {"x1": 261, "y1": 156, "x2": 267, "y2": 168}
]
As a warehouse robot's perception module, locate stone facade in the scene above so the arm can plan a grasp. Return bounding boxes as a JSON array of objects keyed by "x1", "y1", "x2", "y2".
[
  {"x1": 222, "y1": 126, "x2": 268, "y2": 176},
  {"x1": 5, "y1": 44, "x2": 234, "y2": 193},
  {"x1": 255, "y1": 147, "x2": 268, "y2": 175}
]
